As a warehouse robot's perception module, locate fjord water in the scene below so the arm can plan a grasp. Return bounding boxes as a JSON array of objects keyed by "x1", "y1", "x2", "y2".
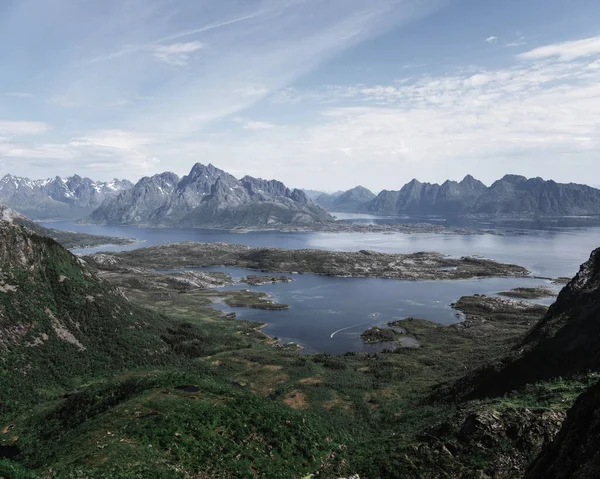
[
  {"x1": 43, "y1": 218, "x2": 599, "y2": 353},
  {"x1": 196, "y1": 267, "x2": 558, "y2": 354},
  {"x1": 51, "y1": 218, "x2": 600, "y2": 278}
]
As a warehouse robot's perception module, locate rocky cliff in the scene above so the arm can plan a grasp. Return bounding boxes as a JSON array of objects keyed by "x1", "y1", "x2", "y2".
[
  {"x1": 526, "y1": 379, "x2": 600, "y2": 479},
  {"x1": 90, "y1": 163, "x2": 333, "y2": 228}
]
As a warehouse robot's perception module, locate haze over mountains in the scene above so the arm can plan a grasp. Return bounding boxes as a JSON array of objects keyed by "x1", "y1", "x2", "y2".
[{"x1": 315, "y1": 175, "x2": 600, "y2": 217}]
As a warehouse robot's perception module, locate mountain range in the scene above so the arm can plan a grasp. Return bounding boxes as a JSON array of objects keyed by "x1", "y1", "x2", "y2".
[
  {"x1": 316, "y1": 175, "x2": 600, "y2": 217},
  {"x1": 90, "y1": 163, "x2": 333, "y2": 227},
  {"x1": 0, "y1": 174, "x2": 133, "y2": 220},
  {"x1": 2, "y1": 167, "x2": 600, "y2": 228}
]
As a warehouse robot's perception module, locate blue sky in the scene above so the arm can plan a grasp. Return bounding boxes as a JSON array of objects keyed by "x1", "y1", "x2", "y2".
[{"x1": 1, "y1": 0, "x2": 599, "y2": 191}]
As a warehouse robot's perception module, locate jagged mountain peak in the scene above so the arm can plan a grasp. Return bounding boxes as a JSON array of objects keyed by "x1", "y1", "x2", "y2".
[
  {"x1": 90, "y1": 163, "x2": 332, "y2": 227},
  {"x1": 498, "y1": 174, "x2": 528, "y2": 184}
]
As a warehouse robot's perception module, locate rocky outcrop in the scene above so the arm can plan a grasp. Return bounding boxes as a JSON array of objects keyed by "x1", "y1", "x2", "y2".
[
  {"x1": 526, "y1": 380, "x2": 600, "y2": 479},
  {"x1": 366, "y1": 175, "x2": 600, "y2": 216},
  {"x1": 83, "y1": 243, "x2": 530, "y2": 280},
  {"x1": 0, "y1": 174, "x2": 132, "y2": 220},
  {"x1": 90, "y1": 163, "x2": 333, "y2": 228}
]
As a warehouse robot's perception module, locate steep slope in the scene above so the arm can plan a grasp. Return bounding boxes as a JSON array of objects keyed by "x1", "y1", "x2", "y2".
[
  {"x1": 0, "y1": 174, "x2": 132, "y2": 220},
  {"x1": 0, "y1": 219, "x2": 170, "y2": 410},
  {"x1": 90, "y1": 172, "x2": 180, "y2": 224},
  {"x1": 366, "y1": 175, "x2": 600, "y2": 216},
  {"x1": 91, "y1": 163, "x2": 333, "y2": 228},
  {"x1": 327, "y1": 186, "x2": 376, "y2": 213},
  {"x1": 526, "y1": 380, "x2": 600, "y2": 479},
  {"x1": 453, "y1": 247, "x2": 600, "y2": 400}
]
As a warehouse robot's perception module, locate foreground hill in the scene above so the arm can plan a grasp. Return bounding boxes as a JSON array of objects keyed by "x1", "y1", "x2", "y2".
[
  {"x1": 448, "y1": 247, "x2": 600, "y2": 400},
  {"x1": 366, "y1": 175, "x2": 600, "y2": 216},
  {"x1": 0, "y1": 174, "x2": 132, "y2": 220},
  {"x1": 90, "y1": 163, "x2": 333, "y2": 228},
  {"x1": 0, "y1": 219, "x2": 344, "y2": 478}
]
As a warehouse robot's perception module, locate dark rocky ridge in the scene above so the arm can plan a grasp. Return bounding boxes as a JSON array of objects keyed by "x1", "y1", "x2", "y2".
[
  {"x1": 0, "y1": 174, "x2": 132, "y2": 220},
  {"x1": 526, "y1": 380, "x2": 600, "y2": 479},
  {"x1": 366, "y1": 174, "x2": 600, "y2": 216},
  {"x1": 453, "y1": 248, "x2": 600, "y2": 400},
  {"x1": 90, "y1": 163, "x2": 333, "y2": 228}
]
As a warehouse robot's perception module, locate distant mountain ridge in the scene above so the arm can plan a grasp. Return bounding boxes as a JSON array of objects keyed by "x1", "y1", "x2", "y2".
[
  {"x1": 318, "y1": 175, "x2": 600, "y2": 216},
  {"x1": 90, "y1": 163, "x2": 333, "y2": 228},
  {"x1": 323, "y1": 186, "x2": 376, "y2": 213},
  {"x1": 0, "y1": 174, "x2": 133, "y2": 220}
]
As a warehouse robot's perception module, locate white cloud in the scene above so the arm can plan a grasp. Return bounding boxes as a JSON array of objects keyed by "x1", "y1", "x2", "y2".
[
  {"x1": 0, "y1": 139, "x2": 159, "y2": 179},
  {"x1": 485, "y1": 36, "x2": 498, "y2": 44},
  {"x1": 74, "y1": 129, "x2": 157, "y2": 150},
  {"x1": 233, "y1": 118, "x2": 276, "y2": 130},
  {"x1": 0, "y1": 121, "x2": 49, "y2": 136},
  {"x1": 152, "y1": 41, "x2": 205, "y2": 66},
  {"x1": 5, "y1": 92, "x2": 33, "y2": 99},
  {"x1": 187, "y1": 37, "x2": 600, "y2": 189},
  {"x1": 519, "y1": 35, "x2": 600, "y2": 61}
]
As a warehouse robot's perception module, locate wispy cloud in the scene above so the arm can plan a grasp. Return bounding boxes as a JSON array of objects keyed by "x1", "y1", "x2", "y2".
[
  {"x1": 187, "y1": 35, "x2": 600, "y2": 189},
  {"x1": 5, "y1": 92, "x2": 33, "y2": 99},
  {"x1": 519, "y1": 35, "x2": 600, "y2": 61},
  {"x1": 485, "y1": 36, "x2": 498, "y2": 44},
  {"x1": 234, "y1": 118, "x2": 276, "y2": 130},
  {"x1": 86, "y1": 10, "x2": 267, "y2": 65},
  {"x1": 152, "y1": 41, "x2": 205, "y2": 66},
  {"x1": 0, "y1": 0, "x2": 450, "y2": 179}
]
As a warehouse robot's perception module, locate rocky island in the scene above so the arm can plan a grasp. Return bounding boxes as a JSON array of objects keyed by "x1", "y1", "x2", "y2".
[
  {"x1": 83, "y1": 242, "x2": 530, "y2": 280},
  {"x1": 241, "y1": 275, "x2": 294, "y2": 286}
]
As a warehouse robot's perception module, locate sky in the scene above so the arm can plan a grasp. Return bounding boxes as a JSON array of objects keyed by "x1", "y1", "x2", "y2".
[{"x1": 1, "y1": 0, "x2": 599, "y2": 192}]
